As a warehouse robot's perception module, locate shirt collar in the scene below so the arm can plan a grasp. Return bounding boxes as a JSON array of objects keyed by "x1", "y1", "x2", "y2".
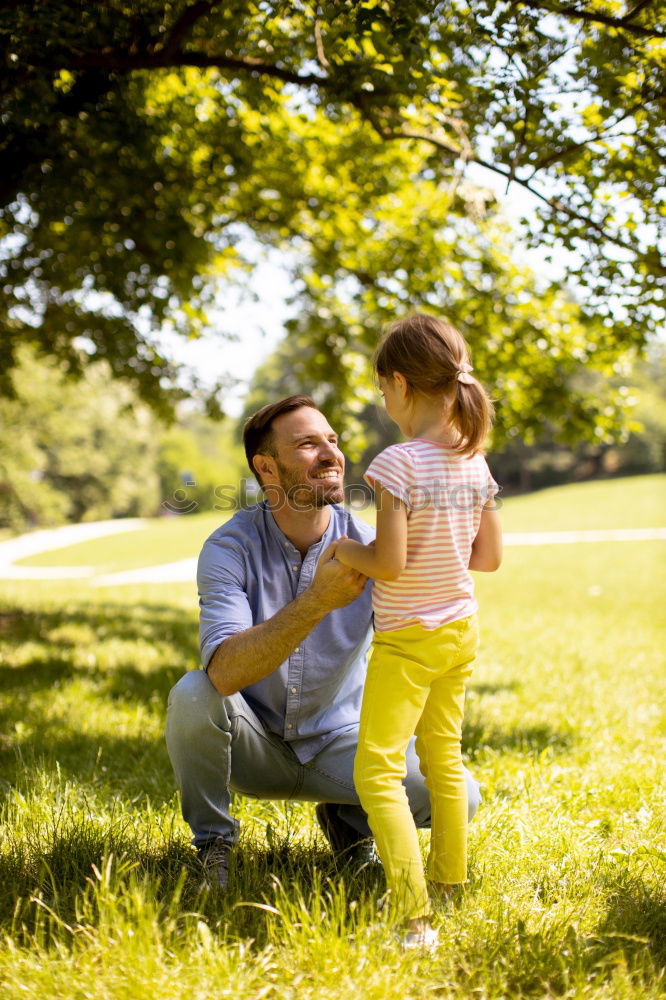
[{"x1": 262, "y1": 500, "x2": 337, "y2": 559}]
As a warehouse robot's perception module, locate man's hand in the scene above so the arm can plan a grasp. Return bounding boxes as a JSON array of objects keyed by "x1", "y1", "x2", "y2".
[{"x1": 309, "y1": 538, "x2": 368, "y2": 611}]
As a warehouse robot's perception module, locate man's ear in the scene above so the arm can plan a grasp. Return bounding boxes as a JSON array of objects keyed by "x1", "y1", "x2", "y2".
[{"x1": 252, "y1": 453, "x2": 276, "y2": 484}]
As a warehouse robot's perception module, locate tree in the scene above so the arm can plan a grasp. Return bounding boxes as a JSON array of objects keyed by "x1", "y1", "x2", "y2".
[
  {"x1": 1, "y1": 1, "x2": 664, "y2": 425},
  {"x1": 0, "y1": 348, "x2": 248, "y2": 532},
  {"x1": 157, "y1": 412, "x2": 248, "y2": 514},
  {"x1": 242, "y1": 204, "x2": 640, "y2": 455},
  {"x1": 0, "y1": 348, "x2": 161, "y2": 531}
]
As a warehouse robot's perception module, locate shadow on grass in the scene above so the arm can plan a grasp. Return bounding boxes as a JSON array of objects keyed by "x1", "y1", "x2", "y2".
[
  {"x1": 468, "y1": 681, "x2": 522, "y2": 697},
  {"x1": 590, "y1": 858, "x2": 666, "y2": 969},
  {"x1": 0, "y1": 819, "x2": 385, "y2": 949},
  {"x1": 0, "y1": 659, "x2": 75, "y2": 692},
  {"x1": 2, "y1": 823, "x2": 663, "y2": 992},
  {"x1": 0, "y1": 601, "x2": 199, "y2": 670},
  {"x1": 0, "y1": 597, "x2": 200, "y2": 789},
  {"x1": 462, "y1": 716, "x2": 575, "y2": 761},
  {"x1": 1, "y1": 597, "x2": 576, "y2": 787},
  {"x1": 0, "y1": 658, "x2": 186, "y2": 711}
]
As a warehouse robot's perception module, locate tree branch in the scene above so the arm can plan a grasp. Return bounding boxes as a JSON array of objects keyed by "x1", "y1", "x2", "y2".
[
  {"x1": 157, "y1": 1, "x2": 221, "y2": 57},
  {"x1": 621, "y1": 0, "x2": 655, "y2": 24},
  {"x1": 314, "y1": 19, "x2": 331, "y2": 70},
  {"x1": 28, "y1": 49, "x2": 333, "y2": 90},
  {"x1": 531, "y1": 130, "x2": 642, "y2": 172},
  {"x1": 10, "y1": 16, "x2": 663, "y2": 273},
  {"x1": 640, "y1": 133, "x2": 666, "y2": 165},
  {"x1": 530, "y1": 100, "x2": 652, "y2": 171},
  {"x1": 352, "y1": 97, "x2": 460, "y2": 159},
  {"x1": 358, "y1": 110, "x2": 662, "y2": 268},
  {"x1": 515, "y1": 0, "x2": 665, "y2": 38}
]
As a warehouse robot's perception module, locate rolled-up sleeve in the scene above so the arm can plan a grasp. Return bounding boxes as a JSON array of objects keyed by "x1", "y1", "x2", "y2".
[{"x1": 197, "y1": 536, "x2": 253, "y2": 670}]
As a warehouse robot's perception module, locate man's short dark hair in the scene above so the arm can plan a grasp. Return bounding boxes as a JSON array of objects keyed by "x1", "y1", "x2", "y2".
[{"x1": 242, "y1": 395, "x2": 317, "y2": 478}]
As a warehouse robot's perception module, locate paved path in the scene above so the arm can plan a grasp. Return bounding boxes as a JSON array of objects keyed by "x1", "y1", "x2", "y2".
[
  {"x1": 0, "y1": 520, "x2": 664, "y2": 587},
  {"x1": 0, "y1": 520, "x2": 147, "y2": 580}
]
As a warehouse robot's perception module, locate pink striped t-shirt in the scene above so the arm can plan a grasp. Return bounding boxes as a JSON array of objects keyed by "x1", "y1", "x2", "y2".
[{"x1": 365, "y1": 440, "x2": 499, "y2": 632}]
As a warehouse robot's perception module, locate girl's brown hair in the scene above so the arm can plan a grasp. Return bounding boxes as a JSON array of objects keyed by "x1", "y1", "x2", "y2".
[{"x1": 374, "y1": 313, "x2": 494, "y2": 457}]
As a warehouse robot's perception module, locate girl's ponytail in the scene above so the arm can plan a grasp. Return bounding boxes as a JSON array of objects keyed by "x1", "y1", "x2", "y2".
[{"x1": 450, "y1": 372, "x2": 494, "y2": 458}]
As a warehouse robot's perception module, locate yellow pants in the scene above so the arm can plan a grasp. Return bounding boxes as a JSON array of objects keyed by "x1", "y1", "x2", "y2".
[{"x1": 354, "y1": 613, "x2": 479, "y2": 921}]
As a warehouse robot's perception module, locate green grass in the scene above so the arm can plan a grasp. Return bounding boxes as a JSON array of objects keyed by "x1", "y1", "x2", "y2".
[
  {"x1": 0, "y1": 476, "x2": 665, "y2": 999},
  {"x1": 495, "y1": 474, "x2": 666, "y2": 533},
  {"x1": 352, "y1": 472, "x2": 666, "y2": 532},
  {"x1": 14, "y1": 512, "x2": 226, "y2": 572},
  {"x1": 13, "y1": 475, "x2": 666, "y2": 574}
]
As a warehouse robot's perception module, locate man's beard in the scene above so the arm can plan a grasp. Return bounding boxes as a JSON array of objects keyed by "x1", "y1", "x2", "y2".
[{"x1": 274, "y1": 459, "x2": 344, "y2": 510}]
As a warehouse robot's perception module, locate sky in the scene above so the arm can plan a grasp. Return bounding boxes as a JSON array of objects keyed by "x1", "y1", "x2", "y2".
[{"x1": 158, "y1": 251, "x2": 294, "y2": 417}]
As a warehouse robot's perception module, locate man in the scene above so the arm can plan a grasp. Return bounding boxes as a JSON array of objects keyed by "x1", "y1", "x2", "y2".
[{"x1": 165, "y1": 395, "x2": 480, "y2": 888}]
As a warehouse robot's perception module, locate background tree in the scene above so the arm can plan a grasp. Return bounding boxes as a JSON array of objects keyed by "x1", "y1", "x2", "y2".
[
  {"x1": 157, "y1": 412, "x2": 248, "y2": 515},
  {"x1": 1, "y1": 1, "x2": 664, "y2": 430},
  {"x1": 243, "y1": 197, "x2": 640, "y2": 454},
  {"x1": 0, "y1": 348, "x2": 161, "y2": 531},
  {"x1": 0, "y1": 349, "x2": 247, "y2": 532}
]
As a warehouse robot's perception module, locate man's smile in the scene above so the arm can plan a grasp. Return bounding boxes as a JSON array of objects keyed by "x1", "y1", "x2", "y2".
[{"x1": 312, "y1": 468, "x2": 341, "y2": 481}]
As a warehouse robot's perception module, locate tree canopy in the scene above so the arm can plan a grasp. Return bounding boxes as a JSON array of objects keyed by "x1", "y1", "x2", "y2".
[{"x1": 1, "y1": 1, "x2": 664, "y2": 433}]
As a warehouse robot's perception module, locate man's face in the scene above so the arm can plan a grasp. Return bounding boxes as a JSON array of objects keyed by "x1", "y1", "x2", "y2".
[{"x1": 259, "y1": 407, "x2": 345, "y2": 510}]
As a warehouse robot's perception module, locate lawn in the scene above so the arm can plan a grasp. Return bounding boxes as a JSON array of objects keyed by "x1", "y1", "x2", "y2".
[
  {"x1": 0, "y1": 476, "x2": 664, "y2": 999},
  {"x1": 13, "y1": 513, "x2": 225, "y2": 573},
  {"x1": 12, "y1": 474, "x2": 666, "y2": 574}
]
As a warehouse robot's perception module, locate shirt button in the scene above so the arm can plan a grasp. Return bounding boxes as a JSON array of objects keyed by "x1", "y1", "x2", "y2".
[
  {"x1": 291, "y1": 686, "x2": 297, "y2": 694},
  {"x1": 294, "y1": 647, "x2": 300, "y2": 653},
  {"x1": 292, "y1": 565, "x2": 299, "y2": 571},
  {"x1": 287, "y1": 723, "x2": 293, "y2": 730}
]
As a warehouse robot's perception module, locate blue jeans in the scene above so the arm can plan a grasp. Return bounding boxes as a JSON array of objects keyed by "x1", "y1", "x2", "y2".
[{"x1": 165, "y1": 670, "x2": 481, "y2": 848}]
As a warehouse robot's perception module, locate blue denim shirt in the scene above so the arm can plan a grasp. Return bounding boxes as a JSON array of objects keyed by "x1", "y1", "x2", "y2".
[{"x1": 197, "y1": 502, "x2": 374, "y2": 763}]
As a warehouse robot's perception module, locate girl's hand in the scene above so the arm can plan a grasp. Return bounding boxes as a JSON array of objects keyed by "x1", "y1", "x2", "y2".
[
  {"x1": 326, "y1": 534, "x2": 347, "y2": 558},
  {"x1": 332, "y1": 538, "x2": 352, "y2": 566},
  {"x1": 310, "y1": 538, "x2": 367, "y2": 610}
]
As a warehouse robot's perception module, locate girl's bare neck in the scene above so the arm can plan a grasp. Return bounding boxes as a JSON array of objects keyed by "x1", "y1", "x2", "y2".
[{"x1": 406, "y1": 397, "x2": 456, "y2": 445}]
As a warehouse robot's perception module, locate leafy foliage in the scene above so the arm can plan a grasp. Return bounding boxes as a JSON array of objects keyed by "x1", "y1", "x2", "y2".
[
  {"x1": 0, "y1": 348, "x2": 161, "y2": 531},
  {"x1": 0, "y1": 349, "x2": 246, "y2": 532},
  {"x1": 157, "y1": 413, "x2": 248, "y2": 516},
  {"x1": 243, "y1": 212, "x2": 640, "y2": 458},
  {"x1": 1, "y1": 1, "x2": 664, "y2": 426}
]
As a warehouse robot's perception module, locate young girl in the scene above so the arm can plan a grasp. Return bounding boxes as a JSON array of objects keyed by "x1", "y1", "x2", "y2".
[{"x1": 333, "y1": 313, "x2": 502, "y2": 949}]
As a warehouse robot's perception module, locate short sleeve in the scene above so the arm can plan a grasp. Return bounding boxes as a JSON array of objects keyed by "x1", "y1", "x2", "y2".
[
  {"x1": 197, "y1": 536, "x2": 254, "y2": 669},
  {"x1": 364, "y1": 445, "x2": 416, "y2": 507},
  {"x1": 483, "y1": 460, "x2": 500, "y2": 506}
]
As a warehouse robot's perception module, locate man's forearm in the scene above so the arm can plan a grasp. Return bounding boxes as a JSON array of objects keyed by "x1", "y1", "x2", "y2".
[{"x1": 206, "y1": 589, "x2": 328, "y2": 697}]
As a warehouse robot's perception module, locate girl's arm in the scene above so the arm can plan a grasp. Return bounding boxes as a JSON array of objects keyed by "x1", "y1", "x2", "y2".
[
  {"x1": 469, "y1": 502, "x2": 502, "y2": 572},
  {"x1": 335, "y1": 483, "x2": 408, "y2": 580}
]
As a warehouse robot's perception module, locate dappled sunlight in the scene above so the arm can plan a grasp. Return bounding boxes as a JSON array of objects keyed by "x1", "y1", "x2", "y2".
[{"x1": 0, "y1": 479, "x2": 664, "y2": 998}]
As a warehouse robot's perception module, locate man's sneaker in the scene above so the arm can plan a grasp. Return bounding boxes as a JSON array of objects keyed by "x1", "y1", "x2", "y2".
[
  {"x1": 197, "y1": 836, "x2": 232, "y2": 890},
  {"x1": 315, "y1": 803, "x2": 377, "y2": 868},
  {"x1": 400, "y1": 924, "x2": 440, "y2": 952}
]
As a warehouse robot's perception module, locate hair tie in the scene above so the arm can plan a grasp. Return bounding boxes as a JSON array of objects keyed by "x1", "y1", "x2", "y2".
[{"x1": 456, "y1": 363, "x2": 474, "y2": 385}]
